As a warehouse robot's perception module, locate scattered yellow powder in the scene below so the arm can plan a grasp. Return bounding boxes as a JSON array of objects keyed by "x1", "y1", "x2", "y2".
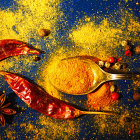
[
  {"x1": 69, "y1": 10, "x2": 140, "y2": 60},
  {"x1": 0, "y1": 0, "x2": 61, "y2": 42},
  {"x1": 132, "y1": 80, "x2": 140, "y2": 91},
  {"x1": 70, "y1": 19, "x2": 122, "y2": 47},
  {"x1": 128, "y1": 18, "x2": 140, "y2": 32},
  {"x1": 94, "y1": 108, "x2": 140, "y2": 136},
  {"x1": 5, "y1": 126, "x2": 17, "y2": 140},
  {"x1": 0, "y1": 0, "x2": 61, "y2": 75},
  {"x1": 36, "y1": 50, "x2": 68, "y2": 99},
  {"x1": 36, "y1": 71, "x2": 61, "y2": 99},
  {"x1": 69, "y1": 19, "x2": 122, "y2": 60},
  {"x1": 20, "y1": 115, "x2": 80, "y2": 140}
]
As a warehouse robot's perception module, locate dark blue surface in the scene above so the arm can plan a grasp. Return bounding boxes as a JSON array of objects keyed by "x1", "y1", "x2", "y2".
[{"x1": 0, "y1": 0, "x2": 139, "y2": 139}]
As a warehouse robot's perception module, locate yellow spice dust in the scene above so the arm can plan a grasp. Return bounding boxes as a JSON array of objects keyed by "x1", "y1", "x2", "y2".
[
  {"x1": 93, "y1": 108, "x2": 140, "y2": 137},
  {"x1": 36, "y1": 50, "x2": 68, "y2": 99},
  {"x1": 0, "y1": 0, "x2": 80, "y2": 139},
  {"x1": 0, "y1": 0, "x2": 61, "y2": 42},
  {"x1": 5, "y1": 128, "x2": 16, "y2": 139},
  {"x1": 69, "y1": 11, "x2": 140, "y2": 60},
  {"x1": 20, "y1": 115, "x2": 80, "y2": 140}
]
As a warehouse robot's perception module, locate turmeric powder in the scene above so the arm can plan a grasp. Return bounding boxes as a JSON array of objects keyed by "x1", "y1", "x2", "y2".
[{"x1": 48, "y1": 57, "x2": 94, "y2": 94}]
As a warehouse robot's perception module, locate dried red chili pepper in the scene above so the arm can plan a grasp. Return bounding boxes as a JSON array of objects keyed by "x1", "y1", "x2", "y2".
[
  {"x1": 0, "y1": 39, "x2": 40, "y2": 61},
  {"x1": 0, "y1": 71, "x2": 113, "y2": 119},
  {"x1": 0, "y1": 71, "x2": 82, "y2": 119}
]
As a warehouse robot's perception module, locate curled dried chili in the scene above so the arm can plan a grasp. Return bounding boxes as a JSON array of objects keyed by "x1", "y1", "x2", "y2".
[{"x1": 0, "y1": 39, "x2": 40, "y2": 61}]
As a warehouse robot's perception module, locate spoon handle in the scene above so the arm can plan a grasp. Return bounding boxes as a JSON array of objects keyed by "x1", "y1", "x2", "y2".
[{"x1": 107, "y1": 73, "x2": 140, "y2": 81}]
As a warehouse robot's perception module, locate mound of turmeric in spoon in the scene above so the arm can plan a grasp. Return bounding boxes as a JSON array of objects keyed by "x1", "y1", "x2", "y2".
[{"x1": 48, "y1": 58, "x2": 94, "y2": 94}]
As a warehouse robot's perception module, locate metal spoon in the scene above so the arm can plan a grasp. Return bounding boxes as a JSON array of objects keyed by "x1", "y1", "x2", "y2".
[{"x1": 49, "y1": 57, "x2": 140, "y2": 95}]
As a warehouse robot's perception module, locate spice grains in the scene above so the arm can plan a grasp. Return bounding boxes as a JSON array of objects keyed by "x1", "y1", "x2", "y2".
[{"x1": 48, "y1": 58, "x2": 94, "y2": 94}]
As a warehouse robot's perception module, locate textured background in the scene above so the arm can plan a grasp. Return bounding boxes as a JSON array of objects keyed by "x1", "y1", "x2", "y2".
[{"x1": 0, "y1": 0, "x2": 139, "y2": 139}]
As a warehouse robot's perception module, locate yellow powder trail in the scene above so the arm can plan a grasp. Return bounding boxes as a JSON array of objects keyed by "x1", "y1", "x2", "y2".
[
  {"x1": 0, "y1": 0, "x2": 62, "y2": 74},
  {"x1": 0, "y1": 0, "x2": 61, "y2": 75},
  {"x1": 69, "y1": 10, "x2": 140, "y2": 60},
  {"x1": 19, "y1": 115, "x2": 80, "y2": 140},
  {"x1": 0, "y1": 0, "x2": 81, "y2": 139}
]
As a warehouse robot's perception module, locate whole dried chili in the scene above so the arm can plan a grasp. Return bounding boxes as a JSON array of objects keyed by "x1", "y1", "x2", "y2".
[
  {"x1": 0, "y1": 39, "x2": 40, "y2": 61},
  {"x1": 0, "y1": 71, "x2": 112, "y2": 119},
  {"x1": 0, "y1": 71, "x2": 81, "y2": 119}
]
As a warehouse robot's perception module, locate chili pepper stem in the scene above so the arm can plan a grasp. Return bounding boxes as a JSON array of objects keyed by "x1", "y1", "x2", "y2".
[{"x1": 80, "y1": 111, "x2": 114, "y2": 115}]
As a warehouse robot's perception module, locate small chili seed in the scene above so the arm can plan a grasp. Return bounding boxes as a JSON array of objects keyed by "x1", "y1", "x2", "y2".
[
  {"x1": 105, "y1": 62, "x2": 110, "y2": 68},
  {"x1": 135, "y1": 45, "x2": 140, "y2": 54},
  {"x1": 121, "y1": 40, "x2": 128, "y2": 47},
  {"x1": 98, "y1": 61, "x2": 104, "y2": 67},
  {"x1": 133, "y1": 92, "x2": 140, "y2": 101},
  {"x1": 38, "y1": 29, "x2": 51, "y2": 37}
]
